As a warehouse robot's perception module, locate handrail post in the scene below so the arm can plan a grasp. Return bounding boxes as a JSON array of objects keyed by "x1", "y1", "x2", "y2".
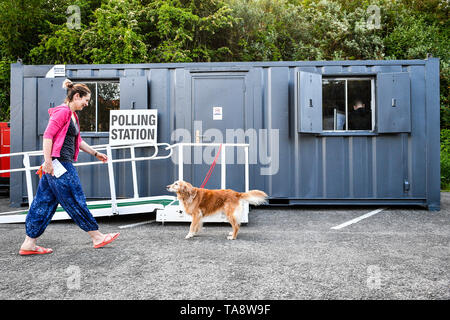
[
  {"x1": 106, "y1": 146, "x2": 118, "y2": 214},
  {"x1": 22, "y1": 154, "x2": 34, "y2": 207},
  {"x1": 221, "y1": 145, "x2": 226, "y2": 189},
  {"x1": 244, "y1": 146, "x2": 249, "y2": 192},
  {"x1": 130, "y1": 146, "x2": 139, "y2": 199},
  {"x1": 178, "y1": 144, "x2": 183, "y2": 181}
]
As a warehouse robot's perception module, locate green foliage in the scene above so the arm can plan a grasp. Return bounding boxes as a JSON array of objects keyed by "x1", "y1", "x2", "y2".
[
  {"x1": 27, "y1": 0, "x2": 237, "y2": 64},
  {"x1": 440, "y1": 60, "x2": 450, "y2": 130},
  {"x1": 0, "y1": 0, "x2": 85, "y2": 62},
  {"x1": 380, "y1": 0, "x2": 449, "y2": 129},
  {"x1": 29, "y1": 25, "x2": 89, "y2": 64},
  {"x1": 441, "y1": 129, "x2": 450, "y2": 190},
  {"x1": 0, "y1": 0, "x2": 48, "y2": 61},
  {"x1": 2, "y1": 0, "x2": 448, "y2": 66},
  {"x1": 29, "y1": 0, "x2": 148, "y2": 64},
  {"x1": 383, "y1": 8, "x2": 448, "y2": 60},
  {"x1": 0, "y1": 58, "x2": 12, "y2": 122},
  {"x1": 81, "y1": 0, "x2": 149, "y2": 63},
  {"x1": 227, "y1": 0, "x2": 386, "y2": 61},
  {"x1": 143, "y1": 0, "x2": 237, "y2": 62}
]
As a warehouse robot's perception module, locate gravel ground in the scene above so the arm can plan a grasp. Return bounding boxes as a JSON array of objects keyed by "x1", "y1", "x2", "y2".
[{"x1": 0, "y1": 193, "x2": 449, "y2": 300}]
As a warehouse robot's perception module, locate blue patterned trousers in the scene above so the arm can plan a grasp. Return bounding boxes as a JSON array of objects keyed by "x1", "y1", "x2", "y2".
[{"x1": 25, "y1": 161, "x2": 99, "y2": 238}]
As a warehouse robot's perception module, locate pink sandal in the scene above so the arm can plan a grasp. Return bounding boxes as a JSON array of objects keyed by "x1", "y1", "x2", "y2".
[
  {"x1": 19, "y1": 246, "x2": 53, "y2": 256},
  {"x1": 93, "y1": 233, "x2": 120, "y2": 249}
]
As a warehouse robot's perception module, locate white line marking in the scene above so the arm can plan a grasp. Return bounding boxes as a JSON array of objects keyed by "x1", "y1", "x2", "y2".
[
  {"x1": 0, "y1": 209, "x2": 28, "y2": 216},
  {"x1": 330, "y1": 208, "x2": 386, "y2": 230},
  {"x1": 118, "y1": 220, "x2": 156, "y2": 229}
]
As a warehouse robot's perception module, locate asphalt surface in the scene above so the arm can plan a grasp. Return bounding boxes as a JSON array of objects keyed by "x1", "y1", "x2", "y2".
[{"x1": 0, "y1": 193, "x2": 448, "y2": 300}]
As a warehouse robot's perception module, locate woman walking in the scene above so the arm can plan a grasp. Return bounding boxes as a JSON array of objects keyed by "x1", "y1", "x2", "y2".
[{"x1": 19, "y1": 79, "x2": 119, "y2": 255}]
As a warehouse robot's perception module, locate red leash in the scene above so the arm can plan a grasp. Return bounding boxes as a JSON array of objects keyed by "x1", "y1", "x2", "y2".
[{"x1": 200, "y1": 144, "x2": 222, "y2": 188}]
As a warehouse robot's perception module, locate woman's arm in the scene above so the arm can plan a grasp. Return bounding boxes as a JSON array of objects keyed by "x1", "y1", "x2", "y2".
[
  {"x1": 79, "y1": 140, "x2": 108, "y2": 163},
  {"x1": 42, "y1": 138, "x2": 54, "y2": 175}
]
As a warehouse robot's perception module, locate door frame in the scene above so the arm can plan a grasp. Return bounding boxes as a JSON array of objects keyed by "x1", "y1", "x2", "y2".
[{"x1": 183, "y1": 69, "x2": 257, "y2": 190}]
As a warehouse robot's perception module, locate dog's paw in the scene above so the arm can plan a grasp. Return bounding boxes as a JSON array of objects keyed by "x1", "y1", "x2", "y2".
[
  {"x1": 227, "y1": 235, "x2": 236, "y2": 240},
  {"x1": 185, "y1": 232, "x2": 195, "y2": 239}
]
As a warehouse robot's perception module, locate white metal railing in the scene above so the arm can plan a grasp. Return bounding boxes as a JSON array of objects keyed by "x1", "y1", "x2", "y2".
[
  {"x1": 0, "y1": 142, "x2": 250, "y2": 216},
  {"x1": 0, "y1": 142, "x2": 173, "y2": 212},
  {"x1": 166, "y1": 143, "x2": 249, "y2": 192}
]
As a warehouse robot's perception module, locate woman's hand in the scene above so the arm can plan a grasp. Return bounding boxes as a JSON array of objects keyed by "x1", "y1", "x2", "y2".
[
  {"x1": 43, "y1": 160, "x2": 54, "y2": 176},
  {"x1": 95, "y1": 152, "x2": 108, "y2": 163},
  {"x1": 80, "y1": 141, "x2": 108, "y2": 163}
]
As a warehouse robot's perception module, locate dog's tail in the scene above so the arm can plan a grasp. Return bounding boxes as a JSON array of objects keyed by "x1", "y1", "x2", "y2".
[{"x1": 240, "y1": 190, "x2": 268, "y2": 206}]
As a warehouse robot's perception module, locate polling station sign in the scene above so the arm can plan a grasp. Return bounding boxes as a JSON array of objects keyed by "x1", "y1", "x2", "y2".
[{"x1": 109, "y1": 110, "x2": 157, "y2": 145}]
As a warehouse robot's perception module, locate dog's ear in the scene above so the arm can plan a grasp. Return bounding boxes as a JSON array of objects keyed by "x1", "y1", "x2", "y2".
[{"x1": 179, "y1": 181, "x2": 187, "y2": 193}]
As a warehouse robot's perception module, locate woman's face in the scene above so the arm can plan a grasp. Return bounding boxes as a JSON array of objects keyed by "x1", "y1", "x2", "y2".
[{"x1": 72, "y1": 93, "x2": 91, "y2": 111}]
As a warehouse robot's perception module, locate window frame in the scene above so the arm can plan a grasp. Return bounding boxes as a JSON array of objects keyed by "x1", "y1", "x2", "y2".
[
  {"x1": 74, "y1": 79, "x2": 120, "y2": 134},
  {"x1": 322, "y1": 76, "x2": 376, "y2": 133}
]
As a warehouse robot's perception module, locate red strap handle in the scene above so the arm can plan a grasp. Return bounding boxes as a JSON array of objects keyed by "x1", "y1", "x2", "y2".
[{"x1": 200, "y1": 144, "x2": 222, "y2": 189}]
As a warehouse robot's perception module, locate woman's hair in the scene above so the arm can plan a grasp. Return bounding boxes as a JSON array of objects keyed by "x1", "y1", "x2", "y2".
[{"x1": 62, "y1": 79, "x2": 91, "y2": 103}]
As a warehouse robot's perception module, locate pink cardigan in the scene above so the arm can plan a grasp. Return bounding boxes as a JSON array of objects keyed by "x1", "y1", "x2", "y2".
[{"x1": 43, "y1": 104, "x2": 83, "y2": 162}]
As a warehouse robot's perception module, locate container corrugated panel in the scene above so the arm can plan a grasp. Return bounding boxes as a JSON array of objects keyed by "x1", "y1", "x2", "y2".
[{"x1": 9, "y1": 59, "x2": 440, "y2": 210}]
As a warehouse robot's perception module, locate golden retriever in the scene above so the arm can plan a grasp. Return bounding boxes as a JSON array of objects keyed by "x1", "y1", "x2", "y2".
[{"x1": 166, "y1": 180, "x2": 267, "y2": 240}]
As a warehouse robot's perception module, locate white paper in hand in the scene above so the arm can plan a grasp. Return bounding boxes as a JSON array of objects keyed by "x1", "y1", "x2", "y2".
[{"x1": 51, "y1": 159, "x2": 67, "y2": 178}]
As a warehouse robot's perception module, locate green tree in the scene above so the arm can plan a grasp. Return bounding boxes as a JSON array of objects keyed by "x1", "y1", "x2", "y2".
[
  {"x1": 142, "y1": 0, "x2": 237, "y2": 62},
  {"x1": 29, "y1": 0, "x2": 147, "y2": 64},
  {"x1": 381, "y1": 2, "x2": 449, "y2": 129},
  {"x1": 0, "y1": 58, "x2": 12, "y2": 121},
  {"x1": 0, "y1": 0, "x2": 103, "y2": 120},
  {"x1": 226, "y1": 0, "x2": 385, "y2": 61},
  {"x1": 81, "y1": 0, "x2": 149, "y2": 64},
  {"x1": 29, "y1": 26, "x2": 89, "y2": 64}
]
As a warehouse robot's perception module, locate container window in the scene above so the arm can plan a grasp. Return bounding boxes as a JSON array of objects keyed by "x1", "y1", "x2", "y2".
[
  {"x1": 323, "y1": 80, "x2": 345, "y2": 130},
  {"x1": 322, "y1": 77, "x2": 374, "y2": 132},
  {"x1": 75, "y1": 81, "x2": 120, "y2": 132}
]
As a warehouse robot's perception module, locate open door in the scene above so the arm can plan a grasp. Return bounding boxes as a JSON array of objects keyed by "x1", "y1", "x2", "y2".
[
  {"x1": 297, "y1": 71, "x2": 323, "y2": 133},
  {"x1": 376, "y1": 72, "x2": 411, "y2": 133}
]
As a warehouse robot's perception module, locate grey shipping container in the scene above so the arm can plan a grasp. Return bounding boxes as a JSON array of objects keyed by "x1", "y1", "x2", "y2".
[{"x1": 9, "y1": 58, "x2": 440, "y2": 210}]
